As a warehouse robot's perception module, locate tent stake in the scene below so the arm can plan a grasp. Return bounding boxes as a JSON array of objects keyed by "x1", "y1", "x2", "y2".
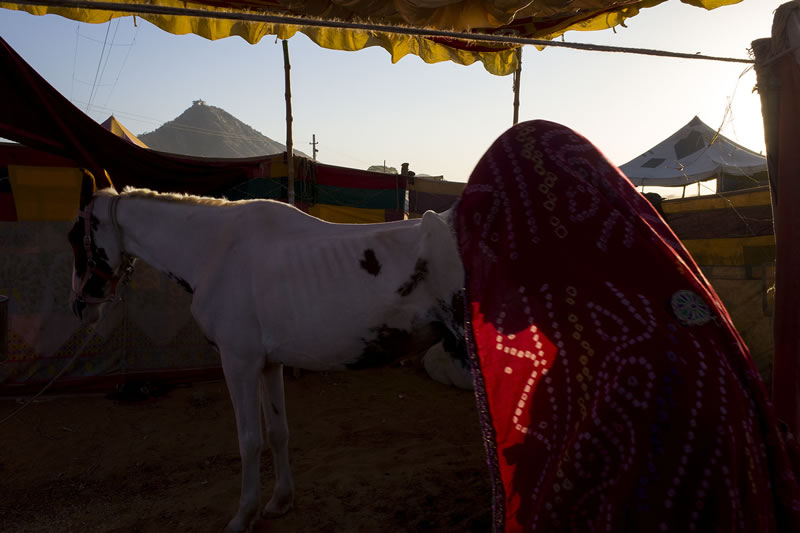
[{"x1": 283, "y1": 39, "x2": 295, "y2": 206}]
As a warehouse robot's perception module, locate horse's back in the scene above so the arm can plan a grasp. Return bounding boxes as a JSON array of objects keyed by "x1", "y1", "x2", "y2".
[{"x1": 192, "y1": 202, "x2": 461, "y2": 370}]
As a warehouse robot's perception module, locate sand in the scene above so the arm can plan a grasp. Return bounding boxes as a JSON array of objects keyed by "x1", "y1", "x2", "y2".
[{"x1": 0, "y1": 365, "x2": 491, "y2": 533}]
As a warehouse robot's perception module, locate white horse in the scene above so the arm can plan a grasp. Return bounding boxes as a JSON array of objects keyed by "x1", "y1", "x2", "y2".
[{"x1": 67, "y1": 177, "x2": 467, "y2": 533}]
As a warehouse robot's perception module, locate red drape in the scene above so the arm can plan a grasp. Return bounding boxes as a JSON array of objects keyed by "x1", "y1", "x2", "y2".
[{"x1": 457, "y1": 120, "x2": 800, "y2": 532}]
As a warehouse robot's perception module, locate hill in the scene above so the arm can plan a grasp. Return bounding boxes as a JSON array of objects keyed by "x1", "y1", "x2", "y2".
[{"x1": 140, "y1": 100, "x2": 306, "y2": 159}]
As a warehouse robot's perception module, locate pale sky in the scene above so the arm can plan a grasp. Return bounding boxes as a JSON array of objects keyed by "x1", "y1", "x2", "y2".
[{"x1": 0, "y1": 1, "x2": 784, "y2": 185}]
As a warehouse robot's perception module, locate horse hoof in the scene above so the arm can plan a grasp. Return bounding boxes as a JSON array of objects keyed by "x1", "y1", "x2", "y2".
[
  {"x1": 223, "y1": 515, "x2": 255, "y2": 533},
  {"x1": 262, "y1": 498, "x2": 293, "y2": 519}
]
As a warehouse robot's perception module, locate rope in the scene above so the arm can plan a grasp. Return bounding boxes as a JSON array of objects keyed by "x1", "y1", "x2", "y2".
[
  {"x1": 1, "y1": 197, "x2": 131, "y2": 425},
  {"x1": 0, "y1": 298, "x2": 120, "y2": 425},
  {"x1": 10, "y1": 0, "x2": 754, "y2": 65}
]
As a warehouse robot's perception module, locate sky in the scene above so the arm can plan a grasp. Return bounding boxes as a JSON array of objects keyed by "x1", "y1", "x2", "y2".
[{"x1": 0, "y1": 0, "x2": 785, "y2": 190}]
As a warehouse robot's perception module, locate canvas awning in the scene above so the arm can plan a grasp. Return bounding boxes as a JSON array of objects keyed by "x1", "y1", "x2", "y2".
[
  {"x1": 0, "y1": 0, "x2": 743, "y2": 75},
  {"x1": 619, "y1": 116, "x2": 767, "y2": 187}
]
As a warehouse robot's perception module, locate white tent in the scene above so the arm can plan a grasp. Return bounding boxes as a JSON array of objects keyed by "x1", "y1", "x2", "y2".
[{"x1": 619, "y1": 116, "x2": 767, "y2": 189}]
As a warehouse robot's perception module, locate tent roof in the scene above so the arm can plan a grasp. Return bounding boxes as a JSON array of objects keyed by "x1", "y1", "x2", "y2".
[
  {"x1": 618, "y1": 116, "x2": 767, "y2": 187},
  {"x1": 100, "y1": 115, "x2": 149, "y2": 148},
  {"x1": 2, "y1": 0, "x2": 742, "y2": 75}
]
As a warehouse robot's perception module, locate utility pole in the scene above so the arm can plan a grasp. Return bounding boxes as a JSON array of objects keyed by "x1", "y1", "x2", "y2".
[{"x1": 310, "y1": 134, "x2": 319, "y2": 160}]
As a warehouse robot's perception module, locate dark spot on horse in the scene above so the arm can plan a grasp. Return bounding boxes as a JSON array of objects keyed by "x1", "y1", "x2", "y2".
[
  {"x1": 449, "y1": 291, "x2": 465, "y2": 331},
  {"x1": 167, "y1": 272, "x2": 194, "y2": 294},
  {"x1": 397, "y1": 258, "x2": 428, "y2": 297},
  {"x1": 204, "y1": 336, "x2": 219, "y2": 353},
  {"x1": 271, "y1": 403, "x2": 280, "y2": 416},
  {"x1": 348, "y1": 325, "x2": 412, "y2": 369},
  {"x1": 360, "y1": 249, "x2": 382, "y2": 276}
]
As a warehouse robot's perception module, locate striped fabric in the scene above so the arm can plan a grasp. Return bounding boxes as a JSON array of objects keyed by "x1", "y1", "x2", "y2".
[
  {"x1": 225, "y1": 160, "x2": 407, "y2": 223},
  {"x1": 314, "y1": 163, "x2": 406, "y2": 222}
]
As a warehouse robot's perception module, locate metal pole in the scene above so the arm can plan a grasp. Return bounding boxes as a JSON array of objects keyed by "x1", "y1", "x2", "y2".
[{"x1": 282, "y1": 39, "x2": 295, "y2": 206}]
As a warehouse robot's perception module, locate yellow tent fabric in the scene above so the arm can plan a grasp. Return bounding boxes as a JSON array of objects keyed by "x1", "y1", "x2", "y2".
[
  {"x1": 682, "y1": 234, "x2": 775, "y2": 267},
  {"x1": 8, "y1": 165, "x2": 83, "y2": 221},
  {"x1": 0, "y1": 0, "x2": 743, "y2": 75},
  {"x1": 101, "y1": 115, "x2": 149, "y2": 148},
  {"x1": 661, "y1": 187, "x2": 775, "y2": 267},
  {"x1": 661, "y1": 189, "x2": 772, "y2": 214},
  {"x1": 307, "y1": 204, "x2": 386, "y2": 224}
]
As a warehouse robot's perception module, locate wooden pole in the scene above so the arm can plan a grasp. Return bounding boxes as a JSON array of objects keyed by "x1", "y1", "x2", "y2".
[
  {"x1": 753, "y1": 18, "x2": 800, "y2": 439},
  {"x1": 282, "y1": 39, "x2": 295, "y2": 206},
  {"x1": 753, "y1": 38, "x2": 779, "y2": 215},
  {"x1": 512, "y1": 47, "x2": 522, "y2": 125}
]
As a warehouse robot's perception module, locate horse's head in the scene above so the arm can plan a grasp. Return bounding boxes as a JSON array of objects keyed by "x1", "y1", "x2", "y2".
[{"x1": 67, "y1": 171, "x2": 132, "y2": 322}]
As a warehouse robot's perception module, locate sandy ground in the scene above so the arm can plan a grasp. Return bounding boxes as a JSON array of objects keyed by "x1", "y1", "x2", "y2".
[{"x1": 0, "y1": 365, "x2": 491, "y2": 533}]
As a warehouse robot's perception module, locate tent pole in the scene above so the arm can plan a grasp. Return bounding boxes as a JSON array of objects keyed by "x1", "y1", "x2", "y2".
[
  {"x1": 512, "y1": 47, "x2": 522, "y2": 125},
  {"x1": 753, "y1": 15, "x2": 800, "y2": 440},
  {"x1": 283, "y1": 39, "x2": 295, "y2": 206}
]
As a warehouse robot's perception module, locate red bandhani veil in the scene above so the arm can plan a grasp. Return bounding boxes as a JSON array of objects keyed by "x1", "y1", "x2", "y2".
[{"x1": 457, "y1": 120, "x2": 800, "y2": 532}]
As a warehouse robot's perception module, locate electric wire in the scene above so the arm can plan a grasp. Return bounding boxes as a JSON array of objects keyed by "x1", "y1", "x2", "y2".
[{"x1": 85, "y1": 21, "x2": 112, "y2": 112}]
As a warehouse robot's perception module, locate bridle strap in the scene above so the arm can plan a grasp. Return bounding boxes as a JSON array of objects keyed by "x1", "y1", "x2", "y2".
[{"x1": 74, "y1": 194, "x2": 135, "y2": 305}]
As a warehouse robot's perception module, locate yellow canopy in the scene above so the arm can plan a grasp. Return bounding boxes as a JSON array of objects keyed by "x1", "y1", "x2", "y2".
[{"x1": 1, "y1": 0, "x2": 743, "y2": 74}]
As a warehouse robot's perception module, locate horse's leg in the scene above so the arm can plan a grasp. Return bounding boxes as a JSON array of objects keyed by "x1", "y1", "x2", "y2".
[
  {"x1": 260, "y1": 362, "x2": 295, "y2": 517},
  {"x1": 222, "y1": 352, "x2": 263, "y2": 533}
]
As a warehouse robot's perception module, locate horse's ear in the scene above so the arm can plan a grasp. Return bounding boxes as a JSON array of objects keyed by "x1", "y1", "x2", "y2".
[{"x1": 79, "y1": 168, "x2": 96, "y2": 209}]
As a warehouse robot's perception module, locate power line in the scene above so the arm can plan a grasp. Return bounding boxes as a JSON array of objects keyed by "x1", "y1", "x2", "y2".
[
  {"x1": 95, "y1": 18, "x2": 121, "y2": 101},
  {"x1": 77, "y1": 99, "x2": 289, "y2": 144},
  {"x1": 76, "y1": 31, "x2": 136, "y2": 46},
  {"x1": 70, "y1": 23, "x2": 79, "y2": 101},
  {"x1": 104, "y1": 22, "x2": 139, "y2": 107},
  {"x1": 85, "y1": 21, "x2": 111, "y2": 112}
]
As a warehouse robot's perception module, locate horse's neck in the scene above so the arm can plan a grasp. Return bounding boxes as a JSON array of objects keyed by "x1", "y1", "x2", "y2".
[{"x1": 116, "y1": 196, "x2": 219, "y2": 286}]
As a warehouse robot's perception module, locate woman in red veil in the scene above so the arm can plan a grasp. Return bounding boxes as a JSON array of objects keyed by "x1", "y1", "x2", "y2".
[{"x1": 456, "y1": 120, "x2": 800, "y2": 532}]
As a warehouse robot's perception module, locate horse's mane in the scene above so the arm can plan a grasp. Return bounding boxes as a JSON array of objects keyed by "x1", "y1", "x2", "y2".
[{"x1": 113, "y1": 186, "x2": 239, "y2": 207}]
